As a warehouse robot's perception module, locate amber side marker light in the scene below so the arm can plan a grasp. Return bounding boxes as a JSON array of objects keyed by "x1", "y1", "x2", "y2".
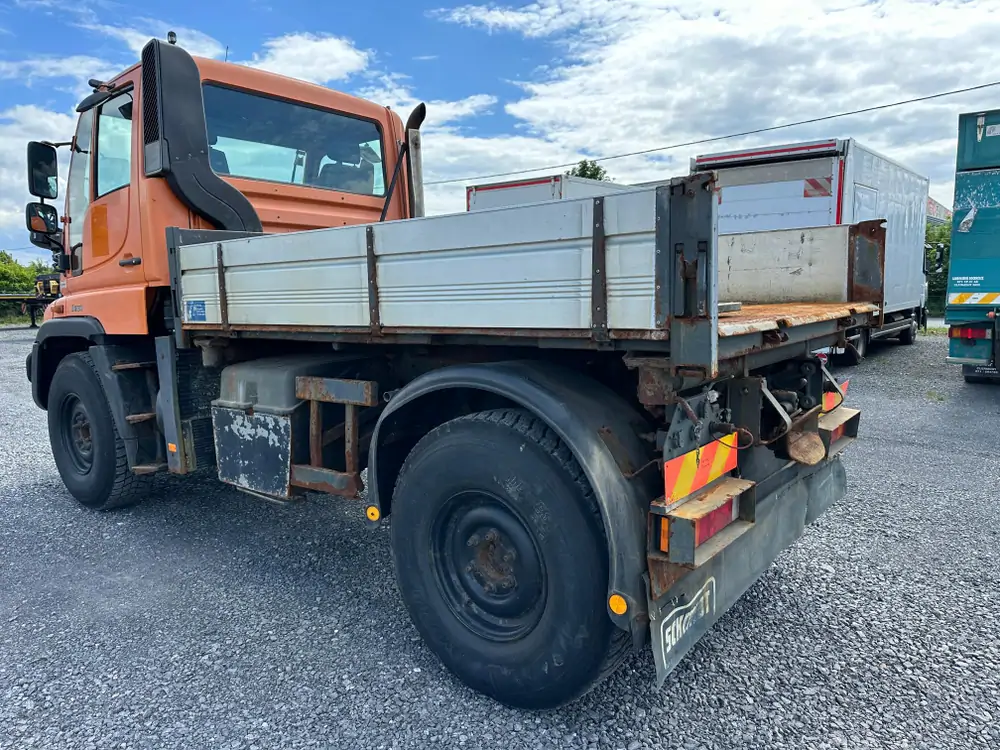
[{"x1": 608, "y1": 594, "x2": 628, "y2": 616}]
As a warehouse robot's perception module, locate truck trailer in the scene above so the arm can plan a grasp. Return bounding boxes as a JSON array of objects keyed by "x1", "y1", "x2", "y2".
[
  {"x1": 691, "y1": 139, "x2": 929, "y2": 363},
  {"x1": 945, "y1": 108, "x2": 1000, "y2": 383},
  {"x1": 22, "y1": 38, "x2": 882, "y2": 709}
]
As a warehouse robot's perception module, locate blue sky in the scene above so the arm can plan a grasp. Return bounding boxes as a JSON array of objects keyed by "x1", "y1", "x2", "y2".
[{"x1": 2, "y1": 0, "x2": 999, "y2": 261}]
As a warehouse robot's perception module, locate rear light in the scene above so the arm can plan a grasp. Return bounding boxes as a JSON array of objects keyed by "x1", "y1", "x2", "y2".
[{"x1": 949, "y1": 326, "x2": 989, "y2": 339}]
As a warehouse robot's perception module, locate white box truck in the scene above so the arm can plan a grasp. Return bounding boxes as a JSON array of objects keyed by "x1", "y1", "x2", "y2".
[
  {"x1": 466, "y1": 173, "x2": 631, "y2": 211},
  {"x1": 689, "y1": 139, "x2": 930, "y2": 362}
]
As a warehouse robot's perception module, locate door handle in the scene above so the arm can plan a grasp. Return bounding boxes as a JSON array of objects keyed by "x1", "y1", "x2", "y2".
[{"x1": 119, "y1": 257, "x2": 141, "y2": 267}]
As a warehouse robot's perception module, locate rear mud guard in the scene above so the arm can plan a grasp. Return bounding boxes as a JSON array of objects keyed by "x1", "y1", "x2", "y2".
[{"x1": 648, "y1": 457, "x2": 847, "y2": 685}]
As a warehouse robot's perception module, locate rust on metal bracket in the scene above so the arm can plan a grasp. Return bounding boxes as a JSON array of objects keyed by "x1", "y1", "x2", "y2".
[
  {"x1": 295, "y1": 377, "x2": 379, "y2": 407},
  {"x1": 366, "y1": 225, "x2": 382, "y2": 335},
  {"x1": 637, "y1": 366, "x2": 677, "y2": 406},
  {"x1": 290, "y1": 464, "x2": 361, "y2": 497},
  {"x1": 309, "y1": 400, "x2": 322, "y2": 466},
  {"x1": 216, "y1": 243, "x2": 229, "y2": 330},
  {"x1": 847, "y1": 219, "x2": 886, "y2": 327}
]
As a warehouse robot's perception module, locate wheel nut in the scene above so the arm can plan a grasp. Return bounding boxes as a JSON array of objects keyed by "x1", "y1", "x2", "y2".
[
  {"x1": 503, "y1": 551, "x2": 516, "y2": 563},
  {"x1": 485, "y1": 529, "x2": 498, "y2": 543},
  {"x1": 466, "y1": 534, "x2": 480, "y2": 547}
]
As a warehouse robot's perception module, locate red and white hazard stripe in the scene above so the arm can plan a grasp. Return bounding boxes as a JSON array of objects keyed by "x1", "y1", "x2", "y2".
[{"x1": 803, "y1": 177, "x2": 833, "y2": 198}]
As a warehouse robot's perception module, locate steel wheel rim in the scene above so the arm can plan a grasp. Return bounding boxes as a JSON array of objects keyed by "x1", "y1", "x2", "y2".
[
  {"x1": 60, "y1": 394, "x2": 93, "y2": 474},
  {"x1": 431, "y1": 490, "x2": 546, "y2": 642}
]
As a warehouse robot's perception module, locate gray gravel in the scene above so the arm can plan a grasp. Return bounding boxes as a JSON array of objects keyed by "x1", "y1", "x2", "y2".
[{"x1": 1, "y1": 326, "x2": 998, "y2": 750}]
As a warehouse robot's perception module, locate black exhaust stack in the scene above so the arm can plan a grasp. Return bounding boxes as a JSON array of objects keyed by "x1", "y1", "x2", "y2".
[{"x1": 140, "y1": 39, "x2": 262, "y2": 233}]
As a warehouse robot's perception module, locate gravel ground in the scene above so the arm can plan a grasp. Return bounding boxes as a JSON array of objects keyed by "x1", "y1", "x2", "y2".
[{"x1": 1, "y1": 326, "x2": 998, "y2": 750}]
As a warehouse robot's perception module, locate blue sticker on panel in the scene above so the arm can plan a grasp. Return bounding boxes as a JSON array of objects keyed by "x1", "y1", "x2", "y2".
[{"x1": 185, "y1": 300, "x2": 207, "y2": 322}]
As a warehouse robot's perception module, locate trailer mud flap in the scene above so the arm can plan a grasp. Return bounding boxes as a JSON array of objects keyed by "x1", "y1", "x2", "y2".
[{"x1": 648, "y1": 457, "x2": 846, "y2": 685}]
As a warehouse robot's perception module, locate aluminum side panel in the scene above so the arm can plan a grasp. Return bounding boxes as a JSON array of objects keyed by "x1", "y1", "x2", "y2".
[
  {"x1": 714, "y1": 157, "x2": 838, "y2": 234},
  {"x1": 178, "y1": 190, "x2": 660, "y2": 331}
]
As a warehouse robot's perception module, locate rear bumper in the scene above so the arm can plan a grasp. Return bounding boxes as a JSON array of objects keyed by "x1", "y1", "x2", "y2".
[{"x1": 647, "y1": 456, "x2": 846, "y2": 685}]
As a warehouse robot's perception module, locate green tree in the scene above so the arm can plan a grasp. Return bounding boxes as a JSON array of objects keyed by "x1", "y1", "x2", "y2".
[
  {"x1": 925, "y1": 220, "x2": 951, "y2": 316},
  {"x1": 566, "y1": 159, "x2": 611, "y2": 181},
  {"x1": 0, "y1": 252, "x2": 38, "y2": 293}
]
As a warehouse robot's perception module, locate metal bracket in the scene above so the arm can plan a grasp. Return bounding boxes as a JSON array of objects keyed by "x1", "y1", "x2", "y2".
[
  {"x1": 759, "y1": 380, "x2": 794, "y2": 437},
  {"x1": 366, "y1": 225, "x2": 382, "y2": 335},
  {"x1": 215, "y1": 243, "x2": 230, "y2": 331},
  {"x1": 654, "y1": 173, "x2": 719, "y2": 377},
  {"x1": 591, "y1": 197, "x2": 608, "y2": 342},
  {"x1": 290, "y1": 376, "x2": 380, "y2": 499}
]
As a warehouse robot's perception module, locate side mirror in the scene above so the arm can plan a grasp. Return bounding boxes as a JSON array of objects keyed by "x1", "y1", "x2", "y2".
[
  {"x1": 26, "y1": 201, "x2": 59, "y2": 234},
  {"x1": 27, "y1": 141, "x2": 59, "y2": 199}
]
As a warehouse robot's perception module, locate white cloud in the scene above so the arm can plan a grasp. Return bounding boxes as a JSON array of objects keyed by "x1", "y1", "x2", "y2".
[
  {"x1": 79, "y1": 19, "x2": 226, "y2": 60},
  {"x1": 430, "y1": 0, "x2": 1000, "y2": 209},
  {"x1": 0, "y1": 105, "x2": 76, "y2": 246},
  {"x1": 412, "y1": 55, "x2": 439, "y2": 61},
  {"x1": 243, "y1": 33, "x2": 369, "y2": 84},
  {"x1": 0, "y1": 55, "x2": 118, "y2": 85}
]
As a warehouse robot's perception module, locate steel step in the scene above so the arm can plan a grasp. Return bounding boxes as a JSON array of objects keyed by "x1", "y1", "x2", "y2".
[{"x1": 818, "y1": 406, "x2": 860, "y2": 458}]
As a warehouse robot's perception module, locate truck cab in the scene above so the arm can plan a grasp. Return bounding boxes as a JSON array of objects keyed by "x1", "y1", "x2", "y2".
[{"x1": 24, "y1": 38, "x2": 422, "y2": 339}]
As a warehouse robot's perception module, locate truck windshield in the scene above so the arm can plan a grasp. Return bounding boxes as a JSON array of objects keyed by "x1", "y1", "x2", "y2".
[{"x1": 202, "y1": 83, "x2": 386, "y2": 197}]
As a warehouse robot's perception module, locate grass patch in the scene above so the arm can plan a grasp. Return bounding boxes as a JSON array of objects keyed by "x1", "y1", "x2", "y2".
[
  {"x1": 924, "y1": 326, "x2": 949, "y2": 337},
  {"x1": 926, "y1": 390, "x2": 947, "y2": 402},
  {"x1": 0, "y1": 313, "x2": 32, "y2": 326}
]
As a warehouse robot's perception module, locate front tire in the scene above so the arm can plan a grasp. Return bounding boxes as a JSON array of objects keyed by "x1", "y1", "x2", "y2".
[
  {"x1": 390, "y1": 409, "x2": 628, "y2": 709},
  {"x1": 47, "y1": 352, "x2": 149, "y2": 510},
  {"x1": 898, "y1": 320, "x2": 917, "y2": 345}
]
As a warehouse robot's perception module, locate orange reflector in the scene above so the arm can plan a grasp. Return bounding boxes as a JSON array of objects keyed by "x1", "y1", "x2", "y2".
[
  {"x1": 663, "y1": 434, "x2": 738, "y2": 503},
  {"x1": 608, "y1": 594, "x2": 628, "y2": 616},
  {"x1": 365, "y1": 506, "x2": 380, "y2": 522},
  {"x1": 167, "y1": 443, "x2": 177, "y2": 453},
  {"x1": 822, "y1": 379, "x2": 849, "y2": 412}
]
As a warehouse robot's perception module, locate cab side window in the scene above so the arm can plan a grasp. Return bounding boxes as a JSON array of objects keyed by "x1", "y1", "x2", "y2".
[
  {"x1": 95, "y1": 91, "x2": 134, "y2": 197},
  {"x1": 66, "y1": 108, "x2": 94, "y2": 273}
]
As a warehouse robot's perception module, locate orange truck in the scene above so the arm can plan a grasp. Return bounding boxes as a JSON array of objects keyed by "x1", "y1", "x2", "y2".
[{"x1": 23, "y1": 37, "x2": 882, "y2": 709}]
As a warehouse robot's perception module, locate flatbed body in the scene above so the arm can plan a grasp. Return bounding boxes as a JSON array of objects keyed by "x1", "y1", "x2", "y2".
[{"x1": 172, "y1": 180, "x2": 885, "y2": 377}]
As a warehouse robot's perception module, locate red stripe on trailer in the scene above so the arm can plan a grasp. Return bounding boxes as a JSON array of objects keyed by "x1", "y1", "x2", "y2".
[
  {"x1": 471, "y1": 177, "x2": 557, "y2": 193},
  {"x1": 695, "y1": 141, "x2": 838, "y2": 166},
  {"x1": 803, "y1": 177, "x2": 833, "y2": 198},
  {"x1": 835, "y1": 158, "x2": 846, "y2": 223}
]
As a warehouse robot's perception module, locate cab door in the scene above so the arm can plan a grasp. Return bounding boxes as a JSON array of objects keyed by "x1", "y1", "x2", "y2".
[{"x1": 59, "y1": 74, "x2": 147, "y2": 332}]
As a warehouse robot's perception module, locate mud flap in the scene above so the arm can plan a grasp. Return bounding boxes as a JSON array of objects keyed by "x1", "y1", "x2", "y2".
[{"x1": 647, "y1": 457, "x2": 846, "y2": 685}]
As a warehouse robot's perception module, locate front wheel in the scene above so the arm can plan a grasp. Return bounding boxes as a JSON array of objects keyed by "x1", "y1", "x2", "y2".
[
  {"x1": 390, "y1": 409, "x2": 628, "y2": 709},
  {"x1": 47, "y1": 352, "x2": 149, "y2": 510},
  {"x1": 898, "y1": 320, "x2": 917, "y2": 345}
]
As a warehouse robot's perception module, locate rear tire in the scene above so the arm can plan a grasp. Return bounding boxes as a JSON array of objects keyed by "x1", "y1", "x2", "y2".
[
  {"x1": 47, "y1": 352, "x2": 150, "y2": 510},
  {"x1": 390, "y1": 408, "x2": 628, "y2": 709}
]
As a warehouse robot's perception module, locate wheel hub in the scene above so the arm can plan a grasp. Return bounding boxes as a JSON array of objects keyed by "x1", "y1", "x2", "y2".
[
  {"x1": 434, "y1": 492, "x2": 546, "y2": 641},
  {"x1": 61, "y1": 396, "x2": 94, "y2": 473}
]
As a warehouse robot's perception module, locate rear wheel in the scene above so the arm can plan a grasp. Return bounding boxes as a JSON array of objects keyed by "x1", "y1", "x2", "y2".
[
  {"x1": 390, "y1": 409, "x2": 628, "y2": 709},
  {"x1": 47, "y1": 352, "x2": 150, "y2": 510}
]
